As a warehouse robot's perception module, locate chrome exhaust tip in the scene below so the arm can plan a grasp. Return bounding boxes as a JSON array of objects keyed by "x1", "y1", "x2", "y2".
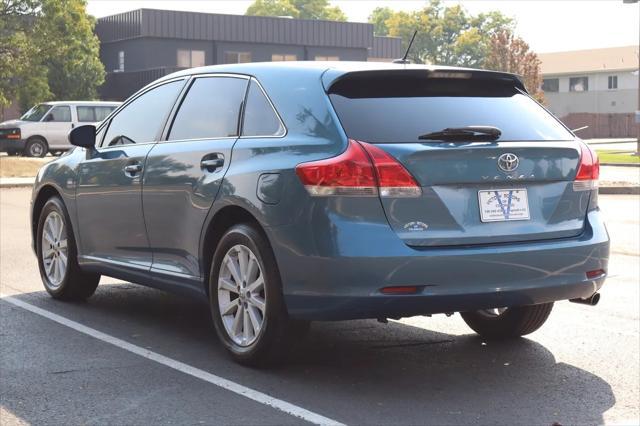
[{"x1": 570, "y1": 292, "x2": 600, "y2": 306}]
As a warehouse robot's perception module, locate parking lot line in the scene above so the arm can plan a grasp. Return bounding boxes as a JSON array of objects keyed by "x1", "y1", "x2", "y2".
[{"x1": 0, "y1": 294, "x2": 345, "y2": 426}]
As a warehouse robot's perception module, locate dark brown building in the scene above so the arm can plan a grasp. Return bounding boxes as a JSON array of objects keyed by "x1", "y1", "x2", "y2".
[{"x1": 96, "y1": 9, "x2": 402, "y2": 100}]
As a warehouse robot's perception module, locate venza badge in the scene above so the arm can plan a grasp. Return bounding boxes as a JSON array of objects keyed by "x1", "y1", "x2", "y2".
[{"x1": 498, "y1": 153, "x2": 519, "y2": 172}]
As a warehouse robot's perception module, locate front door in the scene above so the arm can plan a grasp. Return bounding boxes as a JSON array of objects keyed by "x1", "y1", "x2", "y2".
[
  {"x1": 143, "y1": 75, "x2": 248, "y2": 280},
  {"x1": 75, "y1": 79, "x2": 186, "y2": 271}
]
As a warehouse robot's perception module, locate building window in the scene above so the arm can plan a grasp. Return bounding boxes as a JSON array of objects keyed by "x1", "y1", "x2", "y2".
[
  {"x1": 224, "y1": 51, "x2": 252, "y2": 64},
  {"x1": 315, "y1": 55, "x2": 340, "y2": 61},
  {"x1": 271, "y1": 54, "x2": 297, "y2": 62},
  {"x1": 118, "y1": 51, "x2": 124, "y2": 72},
  {"x1": 542, "y1": 78, "x2": 559, "y2": 93},
  {"x1": 177, "y1": 49, "x2": 205, "y2": 68},
  {"x1": 608, "y1": 75, "x2": 618, "y2": 90},
  {"x1": 569, "y1": 77, "x2": 588, "y2": 92}
]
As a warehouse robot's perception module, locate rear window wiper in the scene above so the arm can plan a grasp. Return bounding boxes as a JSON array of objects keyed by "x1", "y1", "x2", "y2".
[{"x1": 418, "y1": 126, "x2": 502, "y2": 141}]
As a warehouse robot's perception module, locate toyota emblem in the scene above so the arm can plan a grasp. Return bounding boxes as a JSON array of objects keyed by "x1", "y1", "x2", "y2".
[{"x1": 498, "y1": 153, "x2": 519, "y2": 172}]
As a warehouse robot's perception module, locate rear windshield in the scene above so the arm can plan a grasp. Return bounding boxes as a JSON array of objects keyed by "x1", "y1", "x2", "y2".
[{"x1": 328, "y1": 74, "x2": 573, "y2": 143}]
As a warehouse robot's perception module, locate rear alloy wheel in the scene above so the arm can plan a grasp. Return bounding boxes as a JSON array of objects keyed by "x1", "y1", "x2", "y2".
[
  {"x1": 209, "y1": 224, "x2": 308, "y2": 367},
  {"x1": 218, "y1": 244, "x2": 266, "y2": 347},
  {"x1": 460, "y1": 303, "x2": 554, "y2": 339},
  {"x1": 37, "y1": 196, "x2": 100, "y2": 300},
  {"x1": 25, "y1": 138, "x2": 47, "y2": 157}
]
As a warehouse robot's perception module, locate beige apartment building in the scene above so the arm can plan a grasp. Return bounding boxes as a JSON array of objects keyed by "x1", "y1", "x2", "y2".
[{"x1": 539, "y1": 46, "x2": 639, "y2": 139}]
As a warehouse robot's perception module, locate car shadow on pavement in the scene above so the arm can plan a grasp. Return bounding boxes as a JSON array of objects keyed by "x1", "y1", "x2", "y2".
[{"x1": 7, "y1": 282, "x2": 616, "y2": 426}]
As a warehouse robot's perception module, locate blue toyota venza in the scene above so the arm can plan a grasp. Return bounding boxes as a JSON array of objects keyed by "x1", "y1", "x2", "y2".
[{"x1": 31, "y1": 62, "x2": 609, "y2": 365}]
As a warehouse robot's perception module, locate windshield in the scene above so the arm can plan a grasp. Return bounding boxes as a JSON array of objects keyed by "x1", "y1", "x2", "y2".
[
  {"x1": 329, "y1": 75, "x2": 574, "y2": 143},
  {"x1": 21, "y1": 104, "x2": 52, "y2": 122}
]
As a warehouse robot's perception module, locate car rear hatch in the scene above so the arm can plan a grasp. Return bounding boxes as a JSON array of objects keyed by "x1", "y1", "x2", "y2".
[{"x1": 326, "y1": 69, "x2": 596, "y2": 247}]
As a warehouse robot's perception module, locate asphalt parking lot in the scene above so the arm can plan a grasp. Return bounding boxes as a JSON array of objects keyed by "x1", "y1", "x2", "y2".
[{"x1": 1, "y1": 187, "x2": 638, "y2": 425}]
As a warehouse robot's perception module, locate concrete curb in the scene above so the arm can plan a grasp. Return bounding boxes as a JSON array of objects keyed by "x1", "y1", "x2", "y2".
[
  {"x1": 600, "y1": 163, "x2": 640, "y2": 168},
  {"x1": 0, "y1": 183, "x2": 34, "y2": 189},
  {"x1": 598, "y1": 186, "x2": 640, "y2": 195}
]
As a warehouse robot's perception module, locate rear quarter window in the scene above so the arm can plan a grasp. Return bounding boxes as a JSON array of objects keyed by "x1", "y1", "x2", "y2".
[
  {"x1": 241, "y1": 80, "x2": 285, "y2": 137},
  {"x1": 329, "y1": 74, "x2": 573, "y2": 143}
]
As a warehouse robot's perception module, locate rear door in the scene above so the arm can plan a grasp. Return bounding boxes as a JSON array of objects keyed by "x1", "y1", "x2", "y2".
[
  {"x1": 143, "y1": 74, "x2": 248, "y2": 279},
  {"x1": 328, "y1": 70, "x2": 590, "y2": 247}
]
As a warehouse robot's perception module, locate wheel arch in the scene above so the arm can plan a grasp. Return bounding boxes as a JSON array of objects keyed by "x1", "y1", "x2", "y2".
[
  {"x1": 200, "y1": 204, "x2": 271, "y2": 296},
  {"x1": 31, "y1": 184, "x2": 62, "y2": 251}
]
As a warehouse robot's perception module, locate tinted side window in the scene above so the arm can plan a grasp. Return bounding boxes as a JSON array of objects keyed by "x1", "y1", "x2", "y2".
[
  {"x1": 242, "y1": 81, "x2": 284, "y2": 137},
  {"x1": 168, "y1": 77, "x2": 247, "y2": 141},
  {"x1": 103, "y1": 80, "x2": 183, "y2": 147},
  {"x1": 48, "y1": 106, "x2": 71, "y2": 122}
]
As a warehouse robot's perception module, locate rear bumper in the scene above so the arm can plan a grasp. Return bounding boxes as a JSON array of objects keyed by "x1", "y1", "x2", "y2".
[
  {"x1": 268, "y1": 208, "x2": 610, "y2": 320},
  {"x1": 0, "y1": 138, "x2": 25, "y2": 152}
]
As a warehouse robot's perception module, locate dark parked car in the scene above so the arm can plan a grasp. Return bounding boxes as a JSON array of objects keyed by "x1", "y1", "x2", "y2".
[{"x1": 31, "y1": 62, "x2": 609, "y2": 365}]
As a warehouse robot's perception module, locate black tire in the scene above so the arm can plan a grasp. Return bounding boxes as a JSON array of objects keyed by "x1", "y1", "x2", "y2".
[
  {"x1": 460, "y1": 303, "x2": 553, "y2": 339},
  {"x1": 36, "y1": 196, "x2": 100, "y2": 300},
  {"x1": 209, "y1": 223, "x2": 307, "y2": 367},
  {"x1": 25, "y1": 137, "x2": 47, "y2": 157},
  {"x1": 6, "y1": 150, "x2": 19, "y2": 156}
]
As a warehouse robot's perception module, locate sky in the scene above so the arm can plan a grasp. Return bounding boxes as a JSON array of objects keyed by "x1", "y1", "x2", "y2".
[{"x1": 86, "y1": 0, "x2": 640, "y2": 53}]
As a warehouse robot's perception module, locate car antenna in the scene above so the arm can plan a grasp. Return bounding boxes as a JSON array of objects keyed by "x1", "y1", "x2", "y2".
[{"x1": 392, "y1": 30, "x2": 417, "y2": 64}]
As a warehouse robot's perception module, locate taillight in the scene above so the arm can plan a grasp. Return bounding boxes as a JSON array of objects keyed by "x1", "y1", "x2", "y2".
[
  {"x1": 295, "y1": 139, "x2": 377, "y2": 196},
  {"x1": 573, "y1": 142, "x2": 599, "y2": 191},
  {"x1": 295, "y1": 139, "x2": 421, "y2": 197},
  {"x1": 358, "y1": 142, "x2": 422, "y2": 198}
]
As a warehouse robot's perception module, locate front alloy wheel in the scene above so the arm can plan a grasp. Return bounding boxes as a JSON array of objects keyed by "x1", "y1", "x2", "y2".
[
  {"x1": 41, "y1": 211, "x2": 69, "y2": 288},
  {"x1": 37, "y1": 196, "x2": 100, "y2": 300},
  {"x1": 218, "y1": 244, "x2": 266, "y2": 347}
]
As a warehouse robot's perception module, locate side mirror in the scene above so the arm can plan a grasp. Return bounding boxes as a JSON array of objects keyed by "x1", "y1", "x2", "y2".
[{"x1": 69, "y1": 124, "x2": 96, "y2": 148}]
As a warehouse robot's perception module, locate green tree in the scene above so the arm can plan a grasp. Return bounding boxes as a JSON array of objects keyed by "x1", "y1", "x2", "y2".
[
  {"x1": 246, "y1": 0, "x2": 346, "y2": 21},
  {"x1": 485, "y1": 30, "x2": 544, "y2": 102},
  {"x1": 368, "y1": 6, "x2": 393, "y2": 35},
  {"x1": 374, "y1": 0, "x2": 514, "y2": 67},
  {"x1": 245, "y1": 0, "x2": 298, "y2": 18},
  {"x1": 0, "y1": 0, "x2": 47, "y2": 111},
  {"x1": 0, "y1": 0, "x2": 104, "y2": 115},
  {"x1": 34, "y1": 0, "x2": 105, "y2": 101}
]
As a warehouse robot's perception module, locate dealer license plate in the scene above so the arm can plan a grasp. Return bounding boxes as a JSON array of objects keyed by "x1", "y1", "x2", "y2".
[{"x1": 478, "y1": 189, "x2": 530, "y2": 222}]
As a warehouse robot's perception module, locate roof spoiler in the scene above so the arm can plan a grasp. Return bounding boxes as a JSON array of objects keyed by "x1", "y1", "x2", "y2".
[{"x1": 323, "y1": 68, "x2": 528, "y2": 94}]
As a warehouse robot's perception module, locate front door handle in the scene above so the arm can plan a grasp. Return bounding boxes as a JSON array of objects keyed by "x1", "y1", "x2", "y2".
[
  {"x1": 201, "y1": 157, "x2": 224, "y2": 172},
  {"x1": 124, "y1": 163, "x2": 143, "y2": 175}
]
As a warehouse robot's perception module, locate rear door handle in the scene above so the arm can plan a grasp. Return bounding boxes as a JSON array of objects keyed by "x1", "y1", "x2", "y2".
[
  {"x1": 201, "y1": 157, "x2": 224, "y2": 172},
  {"x1": 124, "y1": 163, "x2": 143, "y2": 175}
]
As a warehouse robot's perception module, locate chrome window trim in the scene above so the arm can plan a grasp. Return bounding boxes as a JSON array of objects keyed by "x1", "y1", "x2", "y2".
[
  {"x1": 161, "y1": 136, "x2": 238, "y2": 144},
  {"x1": 239, "y1": 77, "x2": 288, "y2": 139}
]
